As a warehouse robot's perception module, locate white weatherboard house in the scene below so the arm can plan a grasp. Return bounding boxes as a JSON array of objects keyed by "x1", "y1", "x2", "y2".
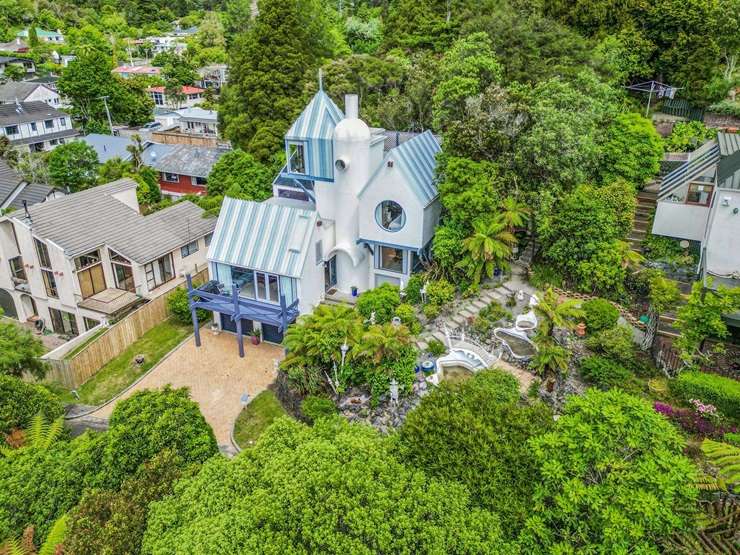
[{"x1": 205, "y1": 91, "x2": 441, "y2": 344}]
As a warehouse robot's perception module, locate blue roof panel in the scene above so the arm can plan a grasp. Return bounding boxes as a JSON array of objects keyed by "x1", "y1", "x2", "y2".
[{"x1": 286, "y1": 90, "x2": 343, "y2": 141}]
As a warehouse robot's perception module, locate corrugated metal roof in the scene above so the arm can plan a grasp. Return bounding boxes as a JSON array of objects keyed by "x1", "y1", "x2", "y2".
[
  {"x1": 10, "y1": 179, "x2": 216, "y2": 263},
  {"x1": 659, "y1": 140, "x2": 720, "y2": 200},
  {"x1": 208, "y1": 197, "x2": 317, "y2": 278},
  {"x1": 285, "y1": 90, "x2": 343, "y2": 141},
  {"x1": 80, "y1": 134, "x2": 135, "y2": 163},
  {"x1": 718, "y1": 132, "x2": 740, "y2": 157},
  {"x1": 360, "y1": 130, "x2": 441, "y2": 206}
]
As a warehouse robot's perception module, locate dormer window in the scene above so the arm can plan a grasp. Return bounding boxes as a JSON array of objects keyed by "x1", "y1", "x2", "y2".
[{"x1": 288, "y1": 142, "x2": 306, "y2": 174}]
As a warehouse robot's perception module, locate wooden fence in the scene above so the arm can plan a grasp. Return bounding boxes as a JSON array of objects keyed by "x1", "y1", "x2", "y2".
[{"x1": 44, "y1": 269, "x2": 208, "y2": 389}]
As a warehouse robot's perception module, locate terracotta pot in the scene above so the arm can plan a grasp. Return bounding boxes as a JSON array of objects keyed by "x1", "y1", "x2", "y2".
[
  {"x1": 546, "y1": 379, "x2": 555, "y2": 393},
  {"x1": 251, "y1": 335, "x2": 260, "y2": 345},
  {"x1": 575, "y1": 322, "x2": 587, "y2": 337}
]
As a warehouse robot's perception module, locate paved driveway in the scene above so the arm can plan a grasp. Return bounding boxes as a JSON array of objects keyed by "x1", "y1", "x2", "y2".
[{"x1": 92, "y1": 331, "x2": 284, "y2": 447}]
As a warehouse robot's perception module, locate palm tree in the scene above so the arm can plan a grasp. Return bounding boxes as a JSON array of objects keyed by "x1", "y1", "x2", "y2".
[
  {"x1": 126, "y1": 134, "x2": 145, "y2": 170},
  {"x1": 499, "y1": 196, "x2": 529, "y2": 233},
  {"x1": 456, "y1": 217, "x2": 516, "y2": 287},
  {"x1": 533, "y1": 287, "x2": 584, "y2": 338},
  {"x1": 355, "y1": 323, "x2": 412, "y2": 364},
  {"x1": 530, "y1": 341, "x2": 571, "y2": 379},
  {"x1": 1, "y1": 414, "x2": 64, "y2": 457},
  {"x1": 1, "y1": 514, "x2": 67, "y2": 555}
]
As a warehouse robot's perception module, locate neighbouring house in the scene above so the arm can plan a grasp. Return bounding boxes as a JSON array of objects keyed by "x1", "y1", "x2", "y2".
[
  {"x1": 197, "y1": 64, "x2": 228, "y2": 91},
  {"x1": 0, "y1": 178, "x2": 216, "y2": 334},
  {"x1": 0, "y1": 38, "x2": 29, "y2": 53},
  {"x1": 0, "y1": 158, "x2": 65, "y2": 212},
  {"x1": 112, "y1": 65, "x2": 162, "y2": 79},
  {"x1": 143, "y1": 143, "x2": 228, "y2": 198},
  {"x1": 0, "y1": 81, "x2": 61, "y2": 108},
  {"x1": 0, "y1": 56, "x2": 35, "y2": 77},
  {"x1": 17, "y1": 28, "x2": 64, "y2": 44},
  {"x1": 177, "y1": 107, "x2": 218, "y2": 136},
  {"x1": 0, "y1": 101, "x2": 77, "y2": 153},
  {"x1": 26, "y1": 75, "x2": 59, "y2": 92},
  {"x1": 142, "y1": 35, "x2": 187, "y2": 55},
  {"x1": 147, "y1": 85, "x2": 205, "y2": 109},
  {"x1": 79, "y1": 133, "x2": 137, "y2": 163},
  {"x1": 203, "y1": 90, "x2": 441, "y2": 346},
  {"x1": 652, "y1": 131, "x2": 740, "y2": 332}
]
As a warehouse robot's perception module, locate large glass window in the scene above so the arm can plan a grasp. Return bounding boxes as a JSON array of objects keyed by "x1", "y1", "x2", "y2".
[
  {"x1": 144, "y1": 254, "x2": 174, "y2": 290},
  {"x1": 375, "y1": 201, "x2": 406, "y2": 232},
  {"x1": 42, "y1": 270, "x2": 58, "y2": 298},
  {"x1": 375, "y1": 246, "x2": 405, "y2": 273},
  {"x1": 163, "y1": 172, "x2": 179, "y2": 182},
  {"x1": 288, "y1": 142, "x2": 306, "y2": 174},
  {"x1": 686, "y1": 184, "x2": 713, "y2": 206},
  {"x1": 232, "y1": 267, "x2": 255, "y2": 298},
  {"x1": 9, "y1": 256, "x2": 26, "y2": 281},
  {"x1": 74, "y1": 250, "x2": 101, "y2": 270},
  {"x1": 34, "y1": 239, "x2": 51, "y2": 268},
  {"x1": 49, "y1": 308, "x2": 78, "y2": 337},
  {"x1": 110, "y1": 250, "x2": 135, "y2": 292},
  {"x1": 229, "y1": 267, "x2": 282, "y2": 303}
]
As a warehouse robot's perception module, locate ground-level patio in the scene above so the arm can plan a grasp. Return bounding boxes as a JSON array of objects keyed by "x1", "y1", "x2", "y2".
[{"x1": 91, "y1": 331, "x2": 284, "y2": 448}]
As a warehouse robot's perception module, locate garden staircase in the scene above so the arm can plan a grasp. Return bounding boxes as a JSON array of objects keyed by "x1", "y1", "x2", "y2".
[{"x1": 628, "y1": 188, "x2": 658, "y2": 250}]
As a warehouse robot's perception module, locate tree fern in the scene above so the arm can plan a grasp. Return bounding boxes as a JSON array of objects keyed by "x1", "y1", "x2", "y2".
[
  {"x1": 1, "y1": 414, "x2": 64, "y2": 457},
  {"x1": 702, "y1": 439, "x2": 740, "y2": 488},
  {"x1": 38, "y1": 514, "x2": 67, "y2": 555},
  {"x1": 0, "y1": 515, "x2": 67, "y2": 555}
]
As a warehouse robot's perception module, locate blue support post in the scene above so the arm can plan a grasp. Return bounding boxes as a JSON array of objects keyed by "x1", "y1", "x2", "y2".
[
  {"x1": 187, "y1": 274, "x2": 201, "y2": 348},
  {"x1": 279, "y1": 294, "x2": 287, "y2": 332},
  {"x1": 232, "y1": 285, "x2": 244, "y2": 358}
]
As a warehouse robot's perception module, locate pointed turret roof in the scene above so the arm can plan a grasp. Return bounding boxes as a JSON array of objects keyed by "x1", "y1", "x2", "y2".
[{"x1": 285, "y1": 90, "x2": 344, "y2": 142}]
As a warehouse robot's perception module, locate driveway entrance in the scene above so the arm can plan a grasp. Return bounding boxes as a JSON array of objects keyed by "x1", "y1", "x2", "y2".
[{"x1": 91, "y1": 331, "x2": 284, "y2": 447}]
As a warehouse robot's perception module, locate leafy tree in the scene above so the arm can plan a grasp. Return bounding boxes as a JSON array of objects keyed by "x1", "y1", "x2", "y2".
[
  {"x1": 674, "y1": 280, "x2": 740, "y2": 367},
  {"x1": 102, "y1": 386, "x2": 217, "y2": 486},
  {"x1": 532, "y1": 287, "x2": 584, "y2": 338},
  {"x1": 97, "y1": 156, "x2": 132, "y2": 183},
  {"x1": 457, "y1": 217, "x2": 515, "y2": 289},
  {"x1": 0, "y1": 316, "x2": 47, "y2": 379},
  {"x1": 0, "y1": 376, "x2": 64, "y2": 435},
  {"x1": 599, "y1": 112, "x2": 663, "y2": 186},
  {"x1": 579, "y1": 355, "x2": 631, "y2": 390},
  {"x1": 220, "y1": 0, "x2": 339, "y2": 160},
  {"x1": 152, "y1": 51, "x2": 199, "y2": 87},
  {"x1": 499, "y1": 196, "x2": 529, "y2": 232},
  {"x1": 520, "y1": 389, "x2": 698, "y2": 553},
  {"x1": 167, "y1": 286, "x2": 208, "y2": 325},
  {"x1": 46, "y1": 141, "x2": 99, "y2": 191},
  {"x1": 2, "y1": 64, "x2": 25, "y2": 81},
  {"x1": 205, "y1": 149, "x2": 273, "y2": 199},
  {"x1": 65, "y1": 450, "x2": 186, "y2": 555},
  {"x1": 355, "y1": 283, "x2": 401, "y2": 324},
  {"x1": 437, "y1": 156, "x2": 504, "y2": 227},
  {"x1": 431, "y1": 222, "x2": 467, "y2": 279},
  {"x1": 142, "y1": 417, "x2": 513, "y2": 553},
  {"x1": 398, "y1": 369, "x2": 553, "y2": 536},
  {"x1": 133, "y1": 166, "x2": 162, "y2": 206}
]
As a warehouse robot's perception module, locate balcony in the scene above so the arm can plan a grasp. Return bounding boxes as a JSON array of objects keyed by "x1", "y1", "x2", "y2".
[{"x1": 76, "y1": 288, "x2": 141, "y2": 315}]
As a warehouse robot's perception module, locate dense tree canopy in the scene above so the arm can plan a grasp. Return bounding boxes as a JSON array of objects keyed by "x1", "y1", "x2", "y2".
[
  {"x1": 205, "y1": 149, "x2": 273, "y2": 199},
  {"x1": 46, "y1": 141, "x2": 99, "y2": 191},
  {"x1": 143, "y1": 417, "x2": 513, "y2": 554}
]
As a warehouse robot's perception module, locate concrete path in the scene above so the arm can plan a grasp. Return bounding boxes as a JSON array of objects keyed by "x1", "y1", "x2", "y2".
[{"x1": 90, "y1": 332, "x2": 284, "y2": 450}]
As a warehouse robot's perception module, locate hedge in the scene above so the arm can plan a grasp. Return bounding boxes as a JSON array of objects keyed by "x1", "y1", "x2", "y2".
[
  {"x1": 579, "y1": 356, "x2": 631, "y2": 390},
  {"x1": 670, "y1": 371, "x2": 740, "y2": 421},
  {"x1": 582, "y1": 298, "x2": 619, "y2": 334},
  {"x1": 0, "y1": 375, "x2": 65, "y2": 435}
]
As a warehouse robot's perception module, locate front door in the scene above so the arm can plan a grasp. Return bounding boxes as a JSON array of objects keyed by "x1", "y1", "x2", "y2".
[
  {"x1": 78, "y1": 264, "x2": 106, "y2": 298},
  {"x1": 324, "y1": 256, "x2": 337, "y2": 291}
]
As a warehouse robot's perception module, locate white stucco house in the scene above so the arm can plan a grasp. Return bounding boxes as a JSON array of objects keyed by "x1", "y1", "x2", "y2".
[
  {"x1": 0, "y1": 179, "x2": 215, "y2": 337},
  {"x1": 203, "y1": 90, "x2": 441, "y2": 344}
]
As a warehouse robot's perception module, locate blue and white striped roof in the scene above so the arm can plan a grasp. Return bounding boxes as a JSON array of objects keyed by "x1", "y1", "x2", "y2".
[
  {"x1": 360, "y1": 130, "x2": 441, "y2": 206},
  {"x1": 285, "y1": 90, "x2": 344, "y2": 141},
  {"x1": 208, "y1": 197, "x2": 317, "y2": 278}
]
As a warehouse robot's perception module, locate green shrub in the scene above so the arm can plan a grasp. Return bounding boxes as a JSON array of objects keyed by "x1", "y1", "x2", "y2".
[
  {"x1": 582, "y1": 298, "x2": 619, "y2": 333},
  {"x1": 394, "y1": 303, "x2": 421, "y2": 334},
  {"x1": 724, "y1": 432, "x2": 740, "y2": 446},
  {"x1": 167, "y1": 287, "x2": 209, "y2": 325},
  {"x1": 427, "y1": 339, "x2": 446, "y2": 357},
  {"x1": 423, "y1": 303, "x2": 440, "y2": 320},
  {"x1": 472, "y1": 315, "x2": 493, "y2": 335},
  {"x1": 102, "y1": 386, "x2": 218, "y2": 486},
  {"x1": 426, "y1": 279, "x2": 455, "y2": 306},
  {"x1": 670, "y1": 371, "x2": 740, "y2": 421},
  {"x1": 480, "y1": 302, "x2": 510, "y2": 322},
  {"x1": 585, "y1": 325, "x2": 635, "y2": 364},
  {"x1": 356, "y1": 283, "x2": 401, "y2": 324},
  {"x1": 0, "y1": 375, "x2": 65, "y2": 435},
  {"x1": 301, "y1": 396, "x2": 337, "y2": 423},
  {"x1": 404, "y1": 273, "x2": 425, "y2": 305},
  {"x1": 529, "y1": 263, "x2": 564, "y2": 289},
  {"x1": 579, "y1": 356, "x2": 632, "y2": 390},
  {"x1": 398, "y1": 369, "x2": 553, "y2": 536}
]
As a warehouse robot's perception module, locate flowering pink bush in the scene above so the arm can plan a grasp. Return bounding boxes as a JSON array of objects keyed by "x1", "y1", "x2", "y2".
[{"x1": 653, "y1": 401, "x2": 736, "y2": 438}]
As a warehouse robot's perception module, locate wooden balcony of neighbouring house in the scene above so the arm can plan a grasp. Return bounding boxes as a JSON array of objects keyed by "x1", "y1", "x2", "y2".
[{"x1": 76, "y1": 288, "x2": 143, "y2": 316}]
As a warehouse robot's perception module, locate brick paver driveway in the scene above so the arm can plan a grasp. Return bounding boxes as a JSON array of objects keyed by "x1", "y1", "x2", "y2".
[{"x1": 92, "y1": 331, "x2": 284, "y2": 448}]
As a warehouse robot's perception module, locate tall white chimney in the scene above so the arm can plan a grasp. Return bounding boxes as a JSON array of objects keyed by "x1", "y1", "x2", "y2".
[{"x1": 344, "y1": 94, "x2": 359, "y2": 119}]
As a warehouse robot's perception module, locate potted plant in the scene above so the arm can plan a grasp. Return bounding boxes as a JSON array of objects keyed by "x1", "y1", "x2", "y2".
[
  {"x1": 250, "y1": 329, "x2": 261, "y2": 345},
  {"x1": 351, "y1": 286, "x2": 358, "y2": 297}
]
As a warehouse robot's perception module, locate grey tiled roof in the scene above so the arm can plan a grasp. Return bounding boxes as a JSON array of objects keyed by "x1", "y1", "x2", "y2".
[
  {"x1": 11, "y1": 178, "x2": 216, "y2": 264},
  {"x1": 145, "y1": 144, "x2": 228, "y2": 178},
  {"x1": 7, "y1": 183, "x2": 57, "y2": 210},
  {"x1": 0, "y1": 81, "x2": 50, "y2": 102},
  {"x1": 0, "y1": 101, "x2": 67, "y2": 125},
  {"x1": 0, "y1": 159, "x2": 21, "y2": 203}
]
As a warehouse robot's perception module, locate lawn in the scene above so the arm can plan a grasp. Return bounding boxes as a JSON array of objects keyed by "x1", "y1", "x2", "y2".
[
  {"x1": 233, "y1": 390, "x2": 289, "y2": 448},
  {"x1": 68, "y1": 318, "x2": 192, "y2": 406}
]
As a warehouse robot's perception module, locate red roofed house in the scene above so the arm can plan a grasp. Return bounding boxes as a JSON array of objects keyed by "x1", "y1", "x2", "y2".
[{"x1": 147, "y1": 85, "x2": 205, "y2": 109}]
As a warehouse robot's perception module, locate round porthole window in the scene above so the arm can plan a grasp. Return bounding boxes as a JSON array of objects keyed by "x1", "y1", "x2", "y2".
[{"x1": 375, "y1": 200, "x2": 405, "y2": 232}]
